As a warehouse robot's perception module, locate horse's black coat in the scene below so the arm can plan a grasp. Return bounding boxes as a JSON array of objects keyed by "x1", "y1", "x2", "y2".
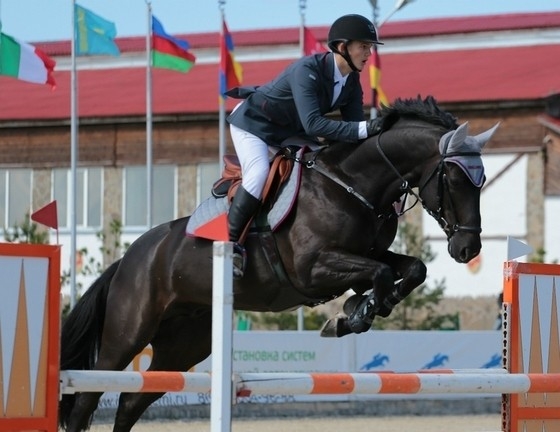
[{"x1": 59, "y1": 96, "x2": 496, "y2": 432}]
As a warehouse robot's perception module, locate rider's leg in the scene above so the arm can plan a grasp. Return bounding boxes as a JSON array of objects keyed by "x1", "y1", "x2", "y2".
[{"x1": 229, "y1": 123, "x2": 269, "y2": 278}]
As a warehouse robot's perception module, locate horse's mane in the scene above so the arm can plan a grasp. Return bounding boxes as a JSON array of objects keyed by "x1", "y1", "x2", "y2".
[{"x1": 379, "y1": 95, "x2": 458, "y2": 131}]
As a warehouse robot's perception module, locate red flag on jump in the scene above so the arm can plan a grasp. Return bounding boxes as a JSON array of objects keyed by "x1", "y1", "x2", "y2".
[{"x1": 31, "y1": 200, "x2": 58, "y2": 229}]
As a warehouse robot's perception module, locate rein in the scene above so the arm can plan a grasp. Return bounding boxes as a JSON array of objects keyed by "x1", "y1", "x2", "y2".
[
  {"x1": 302, "y1": 149, "x2": 376, "y2": 212},
  {"x1": 294, "y1": 147, "x2": 375, "y2": 211}
]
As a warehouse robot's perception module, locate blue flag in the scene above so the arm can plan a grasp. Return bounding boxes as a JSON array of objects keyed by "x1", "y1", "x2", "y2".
[{"x1": 75, "y1": 4, "x2": 120, "y2": 56}]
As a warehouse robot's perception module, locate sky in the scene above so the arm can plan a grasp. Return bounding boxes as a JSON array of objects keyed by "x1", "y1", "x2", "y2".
[{"x1": 1, "y1": 0, "x2": 560, "y2": 43}]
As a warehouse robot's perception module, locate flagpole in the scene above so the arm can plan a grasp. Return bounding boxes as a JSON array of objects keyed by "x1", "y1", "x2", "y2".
[
  {"x1": 146, "y1": 0, "x2": 153, "y2": 229},
  {"x1": 369, "y1": 1, "x2": 380, "y2": 120},
  {"x1": 218, "y1": 6, "x2": 226, "y2": 173},
  {"x1": 70, "y1": 0, "x2": 78, "y2": 308},
  {"x1": 296, "y1": 0, "x2": 306, "y2": 332},
  {"x1": 299, "y1": 0, "x2": 305, "y2": 56}
]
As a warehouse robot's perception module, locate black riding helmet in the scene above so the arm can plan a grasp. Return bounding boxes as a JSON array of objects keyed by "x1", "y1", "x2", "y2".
[{"x1": 328, "y1": 14, "x2": 383, "y2": 72}]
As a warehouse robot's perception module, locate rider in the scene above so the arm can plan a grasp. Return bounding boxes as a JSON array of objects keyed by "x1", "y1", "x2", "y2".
[{"x1": 225, "y1": 14, "x2": 384, "y2": 278}]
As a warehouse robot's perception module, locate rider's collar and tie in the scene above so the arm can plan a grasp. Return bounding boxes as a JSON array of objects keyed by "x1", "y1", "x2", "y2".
[{"x1": 332, "y1": 59, "x2": 348, "y2": 107}]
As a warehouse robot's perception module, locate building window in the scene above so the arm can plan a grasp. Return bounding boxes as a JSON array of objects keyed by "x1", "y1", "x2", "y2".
[
  {"x1": 0, "y1": 169, "x2": 32, "y2": 228},
  {"x1": 124, "y1": 165, "x2": 176, "y2": 227},
  {"x1": 197, "y1": 162, "x2": 220, "y2": 205},
  {"x1": 53, "y1": 167, "x2": 102, "y2": 229}
]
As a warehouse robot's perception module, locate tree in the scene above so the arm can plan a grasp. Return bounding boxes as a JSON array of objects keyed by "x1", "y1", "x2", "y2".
[
  {"x1": 3, "y1": 213, "x2": 49, "y2": 244},
  {"x1": 59, "y1": 218, "x2": 129, "y2": 291},
  {"x1": 238, "y1": 308, "x2": 328, "y2": 331},
  {"x1": 4, "y1": 216, "x2": 128, "y2": 318}
]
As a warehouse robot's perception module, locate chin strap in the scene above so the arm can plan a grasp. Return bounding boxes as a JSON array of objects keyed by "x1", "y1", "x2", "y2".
[{"x1": 331, "y1": 43, "x2": 359, "y2": 72}]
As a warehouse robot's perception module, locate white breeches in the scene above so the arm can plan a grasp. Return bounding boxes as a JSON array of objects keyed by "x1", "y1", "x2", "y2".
[{"x1": 229, "y1": 122, "x2": 270, "y2": 199}]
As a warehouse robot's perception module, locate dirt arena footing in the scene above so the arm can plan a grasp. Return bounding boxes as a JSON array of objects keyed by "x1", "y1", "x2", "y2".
[{"x1": 92, "y1": 397, "x2": 501, "y2": 423}]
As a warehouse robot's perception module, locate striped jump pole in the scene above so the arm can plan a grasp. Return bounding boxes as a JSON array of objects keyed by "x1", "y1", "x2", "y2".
[
  {"x1": 59, "y1": 370, "x2": 560, "y2": 396},
  {"x1": 236, "y1": 372, "x2": 560, "y2": 397},
  {"x1": 59, "y1": 368, "x2": 509, "y2": 394}
]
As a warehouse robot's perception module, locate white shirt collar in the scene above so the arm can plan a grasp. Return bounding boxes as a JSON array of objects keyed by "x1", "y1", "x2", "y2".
[{"x1": 333, "y1": 59, "x2": 349, "y2": 86}]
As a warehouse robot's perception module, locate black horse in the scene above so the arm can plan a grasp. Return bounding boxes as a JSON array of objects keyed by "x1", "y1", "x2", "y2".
[{"x1": 59, "y1": 96, "x2": 498, "y2": 432}]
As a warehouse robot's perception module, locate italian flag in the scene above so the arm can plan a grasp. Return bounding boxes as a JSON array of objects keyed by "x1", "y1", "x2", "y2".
[{"x1": 0, "y1": 32, "x2": 56, "y2": 87}]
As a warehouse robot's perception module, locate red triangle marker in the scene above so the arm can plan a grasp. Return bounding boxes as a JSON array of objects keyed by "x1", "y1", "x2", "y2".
[
  {"x1": 193, "y1": 212, "x2": 229, "y2": 241},
  {"x1": 31, "y1": 200, "x2": 58, "y2": 230}
]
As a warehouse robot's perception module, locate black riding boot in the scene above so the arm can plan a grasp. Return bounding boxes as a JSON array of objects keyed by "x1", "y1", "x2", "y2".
[{"x1": 228, "y1": 185, "x2": 261, "y2": 279}]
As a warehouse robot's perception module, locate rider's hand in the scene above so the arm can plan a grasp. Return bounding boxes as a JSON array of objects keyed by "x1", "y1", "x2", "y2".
[{"x1": 367, "y1": 118, "x2": 382, "y2": 137}]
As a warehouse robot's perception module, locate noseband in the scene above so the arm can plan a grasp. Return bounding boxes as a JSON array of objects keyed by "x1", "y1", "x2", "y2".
[{"x1": 374, "y1": 134, "x2": 483, "y2": 240}]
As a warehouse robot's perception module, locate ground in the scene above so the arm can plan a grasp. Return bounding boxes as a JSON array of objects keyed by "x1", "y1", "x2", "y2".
[{"x1": 88, "y1": 414, "x2": 502, "y2": 432}]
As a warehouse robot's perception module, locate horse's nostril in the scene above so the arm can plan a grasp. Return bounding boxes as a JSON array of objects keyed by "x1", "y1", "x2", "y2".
[{"x1": 462, "y1": 248, "x2": 480, "y2": 264}]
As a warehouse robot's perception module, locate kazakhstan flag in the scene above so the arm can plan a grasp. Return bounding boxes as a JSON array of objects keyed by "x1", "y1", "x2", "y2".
[{"x1": 75, "y1": 4, "x2": 120, "y2": 56}]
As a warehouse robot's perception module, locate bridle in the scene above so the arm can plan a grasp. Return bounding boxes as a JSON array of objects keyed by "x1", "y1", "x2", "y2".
[
  {"x1": 296, "y1": 130, "x2": 483, "y2": 240},
  {"x1": 374, "y1": 132, "x2": 483, "y2": 239}
]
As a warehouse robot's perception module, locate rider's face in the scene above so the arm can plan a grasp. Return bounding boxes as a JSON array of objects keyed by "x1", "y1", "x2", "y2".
[{"x1": 346, "y1": 41, "x2": 374, "y2": 72}]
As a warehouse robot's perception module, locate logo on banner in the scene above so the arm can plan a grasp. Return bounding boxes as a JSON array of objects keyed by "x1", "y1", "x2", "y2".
[
  {"x1": 360, "y1": 353, "x2": 390, "y2": 370},
  {"x1": 422, "y1": 353, "x2": 449, "y2": 369}
]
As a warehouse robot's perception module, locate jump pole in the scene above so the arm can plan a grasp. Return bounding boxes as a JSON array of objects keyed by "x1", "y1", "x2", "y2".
[
  {"x1": 211, "y1": 241, "x2": 234, "y2": 432},
  {"x1": 59, "y1": 369, "x2": 560, "y2": 395}
]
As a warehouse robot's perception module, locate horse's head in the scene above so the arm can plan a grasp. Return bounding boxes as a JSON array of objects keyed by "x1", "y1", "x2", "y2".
[{"x1": 418, "y1": 121, "x2": 499, "y2": 263}]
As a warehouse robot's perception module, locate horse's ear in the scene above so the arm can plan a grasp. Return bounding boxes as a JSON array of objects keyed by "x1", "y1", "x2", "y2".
[
  {"x1": 439, "y1": 122, "x2": 469, "y2": 154},
  {"x1": 473, "y1": 122, "x2": 500, "y2": 149},
  {"x1": 451, "y1": 122, "x2": 469, "y2": 147}
]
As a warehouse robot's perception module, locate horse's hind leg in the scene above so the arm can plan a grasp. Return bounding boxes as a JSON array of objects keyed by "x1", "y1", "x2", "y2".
[
  {"x1": 65, "y1": 332, "x2": 157, "y2": 432},
  {"x1": 112, "y1": 308, "x2": 212, "y2": 432},
  {"x1": 64, "y1": 392, "x2": 104, "y2": 432}
]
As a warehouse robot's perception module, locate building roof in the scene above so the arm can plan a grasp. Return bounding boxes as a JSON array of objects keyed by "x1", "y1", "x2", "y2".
[
  {"x1": 31, "y1": 11, "x2": 560, "y2": 54},
  {"x1": 1, "y1": 12, "x2": 559, "y2": 123}
]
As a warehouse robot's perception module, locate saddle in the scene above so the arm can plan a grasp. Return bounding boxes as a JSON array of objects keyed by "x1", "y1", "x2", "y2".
[{"x1": 211, "y1": 147, "x2": 297, "y2": 209}]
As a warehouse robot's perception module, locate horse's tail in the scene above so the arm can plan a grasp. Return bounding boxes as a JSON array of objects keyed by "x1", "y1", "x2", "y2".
[{"x1": 59, "y1": 259, "x2": 121, "y2": 430}]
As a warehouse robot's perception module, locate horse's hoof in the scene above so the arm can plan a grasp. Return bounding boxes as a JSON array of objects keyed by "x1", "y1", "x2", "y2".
[
  {"x1": 320, "y1": 316, "x2": 353, "y2": 338},
  {"x1": 343, "y1": 294, "x2": 366, "y2": 316}
]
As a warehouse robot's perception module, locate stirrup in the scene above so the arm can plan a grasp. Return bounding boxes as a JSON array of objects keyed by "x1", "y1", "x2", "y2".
[{"x1": 232, "y1": 243, "x2": 247, "y2": 279}]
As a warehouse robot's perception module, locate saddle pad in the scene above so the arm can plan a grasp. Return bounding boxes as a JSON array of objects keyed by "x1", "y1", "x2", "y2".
[{"x1": 186, "y1": 149, "x2": 304, "y2": 239}]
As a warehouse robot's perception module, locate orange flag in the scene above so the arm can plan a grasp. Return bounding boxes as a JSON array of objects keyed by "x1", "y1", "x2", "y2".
[
  {"x1": 31, "y1": 200, "x2": 58, "y2": 229},
  {"x1": 369, "y1": 46, "x2": 389, "y2": 108}
]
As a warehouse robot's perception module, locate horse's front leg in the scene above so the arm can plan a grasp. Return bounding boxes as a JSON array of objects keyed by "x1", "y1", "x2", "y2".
[
  {"x1": 318, "y1": 251, "x2": 426, "y2": 338},
  {"x1": 297, "y1": 249, "x2": 394, "y2": 337},
  {"x1": 340, "y1": 251, "x2": 427, "y2": 334},
  {"x1": 374, "y1": 250, "x2": 427, "y2": 318}
]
